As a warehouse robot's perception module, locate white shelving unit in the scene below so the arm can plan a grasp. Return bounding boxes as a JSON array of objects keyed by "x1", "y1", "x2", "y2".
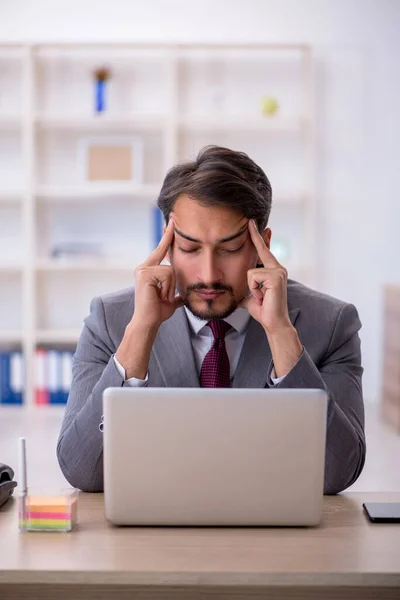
[{"x1": 0, "y1": 43, "x2": 316, "y2": 406}]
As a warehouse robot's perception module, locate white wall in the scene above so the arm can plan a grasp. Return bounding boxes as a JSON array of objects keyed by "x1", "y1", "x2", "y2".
[{"x1": 1, "y1": 0, "x2": 399, "y2": 402}]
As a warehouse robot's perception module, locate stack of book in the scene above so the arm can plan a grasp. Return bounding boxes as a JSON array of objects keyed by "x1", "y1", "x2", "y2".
[
  {"x1": 34, "y1": 349, "x2": 74, "y2": 405},
  {"x1": 0, "y1": 349, "x2": 75, "y2": 405},
  {"x1": 0, "y1": 351, "x2": 24, "y2": 404}
]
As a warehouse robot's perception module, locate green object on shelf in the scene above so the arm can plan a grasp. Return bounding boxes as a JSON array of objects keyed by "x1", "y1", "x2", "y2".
[{"x1": 261, "y1": 96, "x2": 279, "y2": 116}]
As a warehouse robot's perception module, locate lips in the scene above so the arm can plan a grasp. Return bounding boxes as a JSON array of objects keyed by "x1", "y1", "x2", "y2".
[{"x1": 194, "y1": 290, "x2": 225, "y2": 300}]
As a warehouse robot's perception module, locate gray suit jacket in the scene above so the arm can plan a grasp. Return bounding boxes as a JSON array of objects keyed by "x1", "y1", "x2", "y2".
[{"x1": 57, "y1": 280, "x2": 366, "y2": 495}]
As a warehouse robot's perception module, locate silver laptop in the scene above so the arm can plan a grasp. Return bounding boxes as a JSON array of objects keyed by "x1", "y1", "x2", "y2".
[{"x1": 103, "y1": 388, "x2": 327, "y2": 527}]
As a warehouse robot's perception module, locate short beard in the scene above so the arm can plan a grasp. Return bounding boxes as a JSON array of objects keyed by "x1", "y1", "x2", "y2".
[{"x1": 182, "y1": 282, "x2": 247, "y2": 321}]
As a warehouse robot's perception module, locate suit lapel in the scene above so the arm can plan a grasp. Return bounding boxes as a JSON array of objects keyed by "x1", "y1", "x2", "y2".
[
  {"x1": 232, "y1": 308, "x2": 300, "y2": 388},
  {"x1": 152, "y1": 308, "x2": 199, "y2": 387}
]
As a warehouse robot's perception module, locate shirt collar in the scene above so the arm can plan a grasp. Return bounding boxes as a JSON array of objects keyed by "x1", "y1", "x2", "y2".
[{"x1": 184, "y1": 305, "x2": 251, "y2": 336}]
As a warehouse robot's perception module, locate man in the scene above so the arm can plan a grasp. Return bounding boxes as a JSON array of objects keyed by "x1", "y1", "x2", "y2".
[{"x1": 57, "y1": 145, "x2": 366, "y2": 494}]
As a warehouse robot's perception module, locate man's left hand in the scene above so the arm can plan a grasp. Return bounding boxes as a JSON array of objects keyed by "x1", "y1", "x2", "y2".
[{"x1": 240, "y1": 220, "x2": 303, "y2": 378}]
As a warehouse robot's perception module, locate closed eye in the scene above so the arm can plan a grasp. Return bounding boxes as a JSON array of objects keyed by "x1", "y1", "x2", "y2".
[
  {"x1": 178, "y1": 247, "x2": 200, "y2": 254},
  {"x1": 178, "y1": 243, "x2": 245, "y2": 254},
  {"x1": 220, "y1": 243, "x2": 245, "y2": 253}
]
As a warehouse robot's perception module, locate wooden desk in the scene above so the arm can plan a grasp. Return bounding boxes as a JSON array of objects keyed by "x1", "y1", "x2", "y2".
[
  {"x1": 1, "y1": 492, "x2": 400, "y2": 600},
  {"x1": 1, "y1": 409, "x2": 400, "y2": 599}
]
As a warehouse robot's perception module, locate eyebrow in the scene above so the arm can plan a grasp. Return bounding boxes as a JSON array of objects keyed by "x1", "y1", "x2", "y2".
[{"x1": 174, "y1": 225, "x2": 248, "y2": 244}]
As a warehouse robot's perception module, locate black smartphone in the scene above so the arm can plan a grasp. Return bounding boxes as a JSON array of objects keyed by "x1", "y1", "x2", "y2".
[{"x1": 363, "y1": 502, "x2": 400, "y2": 523}]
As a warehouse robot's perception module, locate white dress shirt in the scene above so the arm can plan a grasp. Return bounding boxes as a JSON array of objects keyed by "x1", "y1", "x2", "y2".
[{"x1": 113, "y1": 307, "x2": 286, "y2": 386}]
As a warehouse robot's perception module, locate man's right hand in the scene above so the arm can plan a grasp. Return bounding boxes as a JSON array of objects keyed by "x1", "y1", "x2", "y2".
[
  {"x1": 132, "y1": 218, "x2": 184, "y2": 330},
  {"x1": 115, "y1": 219, "x2": 184, "y2": 381}
]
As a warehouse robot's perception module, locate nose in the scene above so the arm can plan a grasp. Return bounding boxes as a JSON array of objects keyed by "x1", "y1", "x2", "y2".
[{"x1": 199, "y1": 249, "x2": 222, "y2": 286}]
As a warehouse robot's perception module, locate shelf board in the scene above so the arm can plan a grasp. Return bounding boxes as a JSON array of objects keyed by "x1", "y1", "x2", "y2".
[
  {"x1": 178, "y1": 115, "x2": 307, "y2": 132},
  {"x1": 0, "y1": 190, "x2": 23, "y2": 202},
  {"x1": 0, "y1": 264, "x2": 23, "y2": 273},
  {"x1": 34, "y1": 42, "x2": 308, "y2": 53},
  {"x1": 36, "y1": 183, "x2": 161, "y2": 201},
  {"x1": 35, "y1": 185, "x2": 301, "y2": 205},
  {"x1": 35, "y1": 113, "x2": 166, "y2": 131},
  {"x1": 0, "y1": 115, "x2": 22, "y2": 130},
  {"x1": 0, "y1": 331, "x2": 23, "y2": 344},
  {"x1": 36, "y1": 259, "x2": 134, "y2": 272},
  {"x1": 0, "y1": 48, "x2": 24, "y2": 59},
  {"x1": 178, "y1": 42, "x2": 308, "y2": 52},
  {"x1": 36, "y1": 329, "x2": 81, "y2": 345},
  {"x1": 35, "y1": 46, "x2": 170, "y2": 60}
]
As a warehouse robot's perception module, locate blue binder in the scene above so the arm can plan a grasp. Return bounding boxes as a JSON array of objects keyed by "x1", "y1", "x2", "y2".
[
  {"x1": 9, "y1": 351, "x2": 23, "y2": 405},
  {"x1": 60, "y1": 350, "x2": 73, "y2": 404},
  {"x1": 153, "y1": 207, "x2": 164, "y2": 248},
  {"x1": 47, "y1": 350, "x2": 64, "y2": 404},
  {"x1": 0, "y1": 351, "x2": 23, "y2": 404},
  {"x1": 0, "y1": 352, "x2": 8, "y2": 403}
]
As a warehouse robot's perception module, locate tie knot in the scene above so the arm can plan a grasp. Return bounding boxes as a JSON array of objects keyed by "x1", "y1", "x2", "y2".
[{"x1": 207, "y1": 320, "x2": 231, "y2": 340}]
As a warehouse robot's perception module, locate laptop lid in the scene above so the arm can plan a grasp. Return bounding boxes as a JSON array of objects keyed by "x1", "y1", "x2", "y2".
[{"x1": 103, "y1": 388, "x2": 327, "y2": 526}]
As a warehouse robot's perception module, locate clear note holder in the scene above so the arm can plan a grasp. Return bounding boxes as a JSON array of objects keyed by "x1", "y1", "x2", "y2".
[{"x1": 18, "y1": 488, "x2": 78, "y2": 532}]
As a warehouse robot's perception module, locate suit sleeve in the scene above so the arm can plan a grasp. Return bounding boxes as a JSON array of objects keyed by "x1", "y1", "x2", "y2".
[
  {"x1": 57, "y1": 296, "x2": 124, "y2": 492},
  {"x1": 271, "y1": 303, "x2": 365, "y2": 495}
]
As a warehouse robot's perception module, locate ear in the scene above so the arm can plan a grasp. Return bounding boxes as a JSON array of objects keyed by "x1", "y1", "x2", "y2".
[
  {"x1": 256, "y1": 228, "x2": 272, "y2": 266},
  {"x1": 262, "y1": 228, "x2": 272, "y2": 249}
]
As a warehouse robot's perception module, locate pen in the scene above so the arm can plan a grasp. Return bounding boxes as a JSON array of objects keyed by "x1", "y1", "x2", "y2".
[{"x1": 18, "y1": 437, "x2": 27, "y2": 529}]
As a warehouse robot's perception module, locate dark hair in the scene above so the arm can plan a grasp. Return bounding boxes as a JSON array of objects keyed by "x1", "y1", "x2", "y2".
[{"x1": 157, "y1": 145, "x2": 272, "y2": 231}]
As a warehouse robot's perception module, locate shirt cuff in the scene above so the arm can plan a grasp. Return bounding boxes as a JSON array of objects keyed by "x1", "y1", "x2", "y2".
[
  {"x1": 270, "y1": 367, "x2": 287, "y2": 385},
  {"x1": 113, "y1": 355, "x2": 148, "y2": 387},
  {"x1": 269, "y1": 347, "x2": 305, "y2": 386}
]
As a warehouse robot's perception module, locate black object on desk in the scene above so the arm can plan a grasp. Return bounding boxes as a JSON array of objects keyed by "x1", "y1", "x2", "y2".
[
  {"x1": 363, "y1": 502, "x2": 400, "y2": 523},
  {"x1": 0, "y1": 463, "x2": 17, "y2": 508}
]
